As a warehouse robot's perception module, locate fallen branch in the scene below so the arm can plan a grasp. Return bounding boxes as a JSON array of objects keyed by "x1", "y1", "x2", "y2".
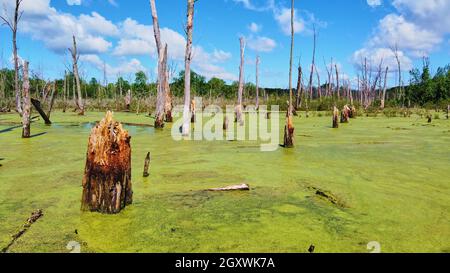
[
  {"x1": 31, "y1": 98, "x2": 51, "y2": 125},
  {"x1": 1, "y1": 209, "x2": 44, "y2": 253},
  {"x1": 207, "y1": 184, "x2": 250, "y2": 192}
]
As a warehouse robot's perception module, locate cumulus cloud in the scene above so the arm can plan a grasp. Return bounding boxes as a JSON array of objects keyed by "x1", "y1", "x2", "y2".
[
  {"x1": 247, "y1": 36, "x2": 277, "y2": 52},
  {"x1": 0, "y1": 0, "x2": 115, "y2": 54},
  {"x1": 352, "y1": 47, "x2": 412, "y2": 72},
  {"x1": 273, "y1": 7, "x2": 304, "y2": 35},
  {"x1": 80, "y1": 54, "x2": 147, "y2": 78}
]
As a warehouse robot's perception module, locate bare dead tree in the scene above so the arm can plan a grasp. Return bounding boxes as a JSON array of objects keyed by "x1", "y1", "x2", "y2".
[
  {"x1": 236, "y1": 37, "x2": 245, "y2": 125},
  {"x1": 150, "y1": 0, "x2": 167, "y2": 128},
  {"x1": 295, "y1": 63, "x2": 303, "y2": 109},
  {"x1": 68, "y1": 35, "x2": 84, "y2": 115},
  {"x1": 21, "y1": 60, "x2": 30, "y2": 138},
  {"x1": 391, "y1": 44, "x2": 403, "y2": 105},
  {"x1": 308, "y1": 25, "x2": 316, "y2": 103},
  {"x1": 335, "y1": 64, "x2": 340, "y2": 101},
  {"x1": 255, "y1": 55, "x2": 260, "y2": 110},
  {"x1": 182, "y1": 0, "x2": 195, "y2": 136},
  {"x1": 315, "y1": 64, "x2": 321, "y2": 100},
  {"x1": 63, "y1": 70, "x2": 67, "y2": 113},
  {"x1": 381, "y1": 66, "x2": 389, "y2": 109},
  {"x1": 283, "y1": 0, "x2": 295, "y2": 148},
  {"x1": 1, "y1": 0, "x2": 23, "y2": 116}
]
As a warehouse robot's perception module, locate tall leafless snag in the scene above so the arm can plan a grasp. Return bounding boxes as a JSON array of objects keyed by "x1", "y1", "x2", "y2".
[
  {"x1": 283, "y1": 0, "x2": 295, "y2": 148},
  {"x1": 150, "y1": 0, "x2": 167, "y2": 128},
  {"x1": 21, "y1": 61, "x2": 31, "y2": 138},
  {"x1": 69, "y1": 35, "x2": 84, "y2": 115},
  {"x1": 1, "y1": 0, "x2": 23, "y2": 116},
  {"x1": 182, "y1": 0, "x2": 195, "y2": 136},
  {"x1": 164, "y1": 69, "x2": 173, "y2": 122},
  {"x1": 236, "y1": 37, "x2": 245, "y2": 125},
  {"x1": 295, "y1": 64, "x2": 303, "y2": 109},
  {"x1": 391, "y1": 44, "x2": 403, "y2": 104},
  {"x1": 255, "y1": 55, "x2": 260, "y2": 110},
  {"x1": 308, "y1": 25, "x2": 316, "y2": 104},
  {"x1": 335, "y1": 64, "x2": 340, "y2": 101},
  {"x1": 381, "y1": 66, "x2": 389, "y2": 109}
]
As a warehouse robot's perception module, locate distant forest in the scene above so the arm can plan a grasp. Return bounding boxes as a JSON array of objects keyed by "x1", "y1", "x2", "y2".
[{"x1": 1, "y1": 62, "x2": 449, "y2": 108}]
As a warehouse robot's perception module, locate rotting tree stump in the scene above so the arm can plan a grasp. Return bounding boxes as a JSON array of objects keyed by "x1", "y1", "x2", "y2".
[
  {"x1": 143, "y1": 152, "x2": 151, "y2": 177},
  {"x1": 81, "y1": 111, "x2": 132, "y2": 214},
  {"x1": 341, "y1": 105, "x2": 350, "y2": 123},
  {"x1": 333, "y1": 106, "x2": 339, "y2": 128},
  {"x1": 283, "y1": 114, "x2": 294, "y2": 148}
]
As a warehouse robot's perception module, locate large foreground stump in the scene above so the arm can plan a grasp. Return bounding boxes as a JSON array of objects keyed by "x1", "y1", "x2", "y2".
[{"x1": 81, "y1": 111, "x2": 132, "y2": 214}]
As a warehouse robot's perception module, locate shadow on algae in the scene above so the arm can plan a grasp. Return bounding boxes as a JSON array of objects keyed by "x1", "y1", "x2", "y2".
[{"x1": 0, "y1": 111, "x2": 449, "y2": 253}]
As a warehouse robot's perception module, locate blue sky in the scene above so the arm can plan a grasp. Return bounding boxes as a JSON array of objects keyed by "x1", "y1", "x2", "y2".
[{"x1": 0, "y1": 0, "x2": 449, "y2": 88}]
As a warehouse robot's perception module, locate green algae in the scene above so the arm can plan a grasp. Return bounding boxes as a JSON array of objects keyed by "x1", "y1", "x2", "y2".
[{"x1": 0, "y1": 111, "x2": 449, "y2": 253}]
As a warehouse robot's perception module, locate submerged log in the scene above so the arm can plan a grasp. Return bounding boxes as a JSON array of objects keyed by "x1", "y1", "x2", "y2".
[
  {"x1": 31, "y1": 98, "x2": 51, "y2": 125},
  {"x1": 81, "y1": 111, "x2": 132, "y2": 214},
  {"x1": 143, "y1": 152, "x2": 151, "y2": 177},
  {"x1": 1, "y1": 209, "x2": 43, "y2": 253},
  {"x1": 208, "y1": 184, "x2": 250, "y2": 192},
  {"x1": 333, "y1": 106, "x2": 339, "y2": 128}
]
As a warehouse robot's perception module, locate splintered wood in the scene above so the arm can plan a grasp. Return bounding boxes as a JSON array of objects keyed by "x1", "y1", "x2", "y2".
[{"x1": 81, "y1": 111, "x2": 132, "y2": 214}]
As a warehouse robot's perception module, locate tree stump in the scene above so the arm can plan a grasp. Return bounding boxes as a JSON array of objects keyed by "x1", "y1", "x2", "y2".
[
  {"x1": 143, "y1": 152, "x2": 151, "y2": 177},
  {"x1": 333, "y1": 106, "x2": 339, "y2": 128},
  {"x1": 283, "y1": 113, "x2": 294, "y2": 148},
  {"x1": 81, "y1": 111, "x2": 132, "y2": 214},
  {"x1": 223, "y1": 116, "x2": 229, "y2": 130},
  {"x1": 341, "y1": 105, "x2": 350, "y2": 123},
  {"x1": 349, "y1": 106, "x2": 357, "y2": 119}
]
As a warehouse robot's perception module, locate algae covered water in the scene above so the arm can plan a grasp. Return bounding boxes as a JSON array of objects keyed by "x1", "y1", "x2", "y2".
[{"x1": 0, "y1": 112, "x2": 449, "y2": 253}]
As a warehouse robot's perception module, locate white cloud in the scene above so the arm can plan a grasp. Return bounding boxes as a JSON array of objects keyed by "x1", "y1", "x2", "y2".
[
  {"x1": 80, "y1": 54, "x2": 147, "y2": 78},
  {"x1": 274, "y1": 7, "x2": 304, "y2": 35},
  {"x1": 232, "y1": 0, "x2": 274, "y2": 12},
  {"x1": 0, "y1": 0, "x2": 115, "y2": 54},
  {"x1": 352, "y1": 47, "x2": 412, "y2": 72},
  {"x1": 67, "y1": 0, "x2": 81, "y2": 6},
  {"x1": 247, "y1": 36, "x2": 277, "y2": 52},
  {"x1": 369, "y1": 14, "x2": 442, "y2": 56},
  {"x1": 248, "y1": 22, "x2": 261, "y2": 33},
  {"x1": 367, "y1": 0, "x2": 382, "y2": 8}
]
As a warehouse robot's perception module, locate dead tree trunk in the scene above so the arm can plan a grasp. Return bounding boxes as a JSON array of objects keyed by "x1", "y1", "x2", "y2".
[
  {"x1": 333, "y1": 106, "x2": 339, "y2": 128},
  {"x1": 283, "y1": 0, "x2": 295, "y2": 148},
  {"x1": 236, "y1": 37, "x2": 245, "y2": 125},
  {"x1": 21, "y1": 61, "x2": 31, "y2": 138},
  {"x1": 125, "y1": 89, "x2": 131, "y2": 111},
  {"x1": 295, "y1": 65, "x2": 303, "y2": 109},
  {"x1": 308, "y1": 26, "x2": 316, "y2": 104},
  {"x1": 182, "y1": 0, "x2": 195, "y2": 136},
  {"x1": 143, "y1": 152, "x2": 151, "y2": 177},
  {"x1": 335, "y1": 64, "x2": 340, "y2": 101},
  {"x1": 31, "y1": 99, "x2": 51, "y2": 125},
  {"x1": 150, "y1": 0, "x2": 167, "y2": 128},
  {"x1": 1, "y1": 0, "x2": 23, "y2": 116},
  {"x1": 164, "y1": 70, "x2": 173, "y2": 122},
  {"x1": 381, "y1": 66, "x2": 389, "y2": 109},
  {"x1": 69, "y1": 36, "x2": 84, "y2": 115},
  {"x1": 63, "y1": 71, "x2": 67, "y2": 113},
  {"x1": 341, "y1": 105, "x2": 350, "y2": 123},
  {"x1": 155, "y1": 44, "x2": 168, "y2": 128},
  {"x1": 46, "y1": 82, "x2": 56, "y2": 120},
  {"x1": 81, "y1": 111, "x2": 132, "y2": 214},
  {"x1": 208, "y1": 184, "x2": 250, "y2": 192},
  {"x1": 255, "y1": 55, "x2": 260, "y2": 110},
  {"x1": 316, "y1": 65, "x2": 321, "y2": 100}
]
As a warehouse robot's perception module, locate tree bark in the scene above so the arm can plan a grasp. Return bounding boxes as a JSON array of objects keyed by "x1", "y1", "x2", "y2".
[
  {"x1": 81, "y1": 111, "x2": 132, "y2": 214},
  {"x1": 341, "y1": 105, "x2": 350, "y2": 123},
  {"x1": 46, "y1": 82, "x2": 56, "y2": 120},
  {"x1": 21, "y1": 61, "x2": 31, "y2": 138},
  {"x1": 236, "y1": 37, "x2": 245, "y2": 125},
  {"x1": 31, "y1": 98, "x2": 51, "y2": 125},
  {"x1": 308, "y1": 26, "x2": 316, "y2": 102},
  {"x1": 182, "y1": 0, "x2": 195, "y2": 136},
  {"x1": 63, "y1": 71, "x2": 67, "y2": 113},
  {"x1": 164, "y1": 70, "x2": 173, "y2": 122},
  {"x1": 335, "y1": 64, "x2": 340, "y2": 101},
  {"x1": 70, "y1": 36, "x2": 84, "y2": 115}
]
